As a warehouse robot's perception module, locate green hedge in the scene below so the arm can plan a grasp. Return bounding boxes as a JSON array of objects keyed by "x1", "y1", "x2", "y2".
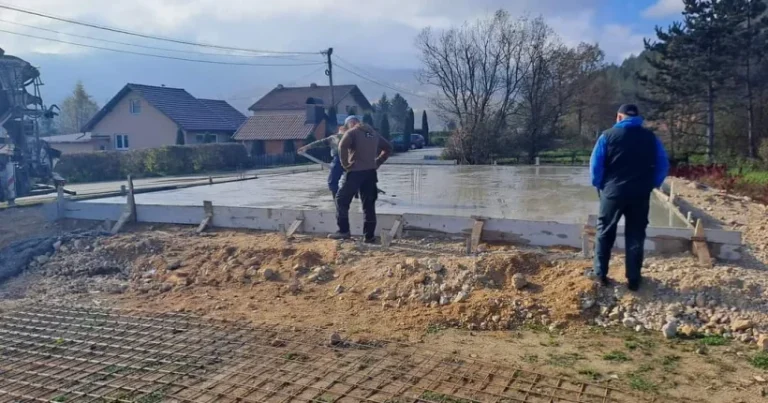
[{"x1": 56, "y1": 144, "x2": 250, "y2": 183}]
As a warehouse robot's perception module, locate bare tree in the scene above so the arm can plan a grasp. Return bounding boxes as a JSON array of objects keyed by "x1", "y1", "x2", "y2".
[{"x1": 416, "y1": 10, "x2": 532, "y2": 163}]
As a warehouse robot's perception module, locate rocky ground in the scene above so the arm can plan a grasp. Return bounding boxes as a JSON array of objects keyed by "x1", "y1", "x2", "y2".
[{"x1": 2, "y1": 180, "x2": 768, "y2": 401}]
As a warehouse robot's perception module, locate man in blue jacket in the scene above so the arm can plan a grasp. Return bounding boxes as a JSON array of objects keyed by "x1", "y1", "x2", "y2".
[{"x1": 589, "y1": 104, "x2": 669, "y2": 291}]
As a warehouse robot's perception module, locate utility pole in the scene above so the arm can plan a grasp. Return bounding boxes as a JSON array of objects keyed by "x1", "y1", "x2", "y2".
[{"x1": 323, "y1": 47, "x2": 335, "y2": 108}]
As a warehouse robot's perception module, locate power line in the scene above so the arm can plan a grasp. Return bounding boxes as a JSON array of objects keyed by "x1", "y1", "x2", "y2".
[
  {"x1": 0, "y1": 19, "x2": 318, "y2": 62},
  {"x1": 334, "y1": 61, "x2": 427, "y2": 100},
  {"x1": 0, "y1": 29, "x2": 326, "y2": 67},
  {"x1": 0, "y1": 3, "x2": 320, "y2": 56},
  {"x1": 226, "y1": 66, "x2": 327, "y2": 101}
]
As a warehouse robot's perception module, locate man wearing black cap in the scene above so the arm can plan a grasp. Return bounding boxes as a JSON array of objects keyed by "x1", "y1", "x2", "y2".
[{"x1": 589, "y1": 104, "x2": 669, "y2": 291}]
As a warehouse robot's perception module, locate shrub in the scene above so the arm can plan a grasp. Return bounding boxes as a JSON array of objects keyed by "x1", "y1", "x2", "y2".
[
  {"x1": 56, "y1": 143, "x2": 251, "y2": 183},
  {"x1": 56, "y1": 151, "x2": 122, "y2": 183}
]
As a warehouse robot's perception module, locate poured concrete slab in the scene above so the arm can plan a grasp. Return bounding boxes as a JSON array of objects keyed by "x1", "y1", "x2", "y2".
[{"x1": 81, "y1": 165, "x2": 687, "y2": 227}]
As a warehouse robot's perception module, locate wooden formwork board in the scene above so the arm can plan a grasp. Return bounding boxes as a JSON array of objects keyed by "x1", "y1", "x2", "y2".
[{"x1": 53, "y1": 200, "x2": 744, "y2": 260}]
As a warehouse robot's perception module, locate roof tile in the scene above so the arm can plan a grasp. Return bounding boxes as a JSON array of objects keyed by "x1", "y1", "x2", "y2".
[{"x1": 233, "y1": 113, "x2": 316, "y2": 141}]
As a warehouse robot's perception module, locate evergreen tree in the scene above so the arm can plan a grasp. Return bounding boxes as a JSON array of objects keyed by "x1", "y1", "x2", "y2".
[
  {"x1": 404, "y1": 109, "x2": 415, "y2": 150},
  {"x1": 421, "y1": 110, "x2": 430, "y2": 145},
  {"x1": 176, "y1": 128, "x2": 185, "y2": 145},
  {"x1": 373, "y1": 93, "x2": 391, "y2": 129},
  {"x1": 390, "y1": 94, "x2": 409, "y2": 132},
  {"x1": 380, "y1": 113, "x2": 391, "y2": 140},
  {"x1": 363, "y1": 113, "x2": 374, "y2": 127},
  {"x1": 59, "y1": 81, "x2": 99, "y2": 133},
  {"x1": 732, "y1": 0, "x2": 768, "y2": 157}
]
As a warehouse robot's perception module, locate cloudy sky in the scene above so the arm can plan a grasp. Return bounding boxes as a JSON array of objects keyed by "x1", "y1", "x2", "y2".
[{"x1": 0, "y1": 0, "x2": 685, "y2": 115}]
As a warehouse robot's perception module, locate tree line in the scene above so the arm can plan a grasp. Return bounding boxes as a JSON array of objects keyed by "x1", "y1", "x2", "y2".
[{"x1": 418, "y1": 2, "x2": 768, "y2": 166}]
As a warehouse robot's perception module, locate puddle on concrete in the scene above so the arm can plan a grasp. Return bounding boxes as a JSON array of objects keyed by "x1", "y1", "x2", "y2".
[{"x1": 85, "y1": 165, "x2": 687, "y2": 227}]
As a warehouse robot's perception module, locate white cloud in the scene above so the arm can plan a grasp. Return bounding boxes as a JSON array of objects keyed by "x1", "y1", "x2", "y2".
[
  {"x1": 642, "y1": 0, "x2": 684, "y2": 19},
  {"x1": 548, "y1": 12, "x2": 647, "y2": 63},
  {"x1": 0, "y1": 0, "x2": 645, "y2": 65}
]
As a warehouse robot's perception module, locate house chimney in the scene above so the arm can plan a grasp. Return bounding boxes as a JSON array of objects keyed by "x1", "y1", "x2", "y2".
[
  {"x1": 310, "y1": 83, "x2": 318, "y2": 88},
  {"x1": 306, "y1": 105, "x2": 325, "y2": 125},
  {"x1": 277, "y1": 84, "x2": 284, "y2": 89}
]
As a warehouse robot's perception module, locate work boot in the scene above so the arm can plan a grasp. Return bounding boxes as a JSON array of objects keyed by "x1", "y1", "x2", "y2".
[
  {"x1": 363, "y1": 236, "x2": 377, "y2": 244},
  {"x1": 628, "y1": 277, "x2": 642, "y2": 292},
  {"x1": 328, "y1": 232, "x2": 351, "y2": 240}
]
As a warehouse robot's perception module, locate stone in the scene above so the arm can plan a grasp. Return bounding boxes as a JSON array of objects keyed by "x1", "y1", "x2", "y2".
[
  {"x1": 739, "y1": 334, "x2": 753, "y2": 343},
  {"x1": 622, "y1": 317, "x2": 638, "y2": 329},
  {"x1": 695, "y1": 293, "x2": 707, "y2": 308},
  {"x1": 159, "y1": 283, "x2": 173, "y2": 293},
  {"x1": 512, "y1": 273, "x2": 528, "y2": 290},
  {"x1": 476, "y1": 244, "x2": 488, "y2": 253},
  {"x1": 608, "y1": 307, "x2": 622, "y2": 321},
  {"x1": 427, "y1": 260, "x2": 443, "y2": 273},
  {"x1": 440, "y1": 295, "x2": 450, "y2": 305},
  {"x1": 755, "y1": 376, "x2": 767, "y2": 384},
  {"x1": 262, "y1": 269, "x2": 276, "y2": 281},
  {"x1": 492, "y1": 315, "x2": 501, "y2": 323},
  {"x1": 635, "y1": 325, "x2": 643, "y2": 333},
  {"x1": 662, "y1": 320, "x2": 678, "y2": 339},
  {"x1": 287, "y1": 279, "x2": 301, "y2": 293},
  {"x1": 405, "y1": 258, "x2": 418, "y2": 268},
  {"x1": 453, "y1": 291, "x2": 469, "y2": 304},
  {"x1": 329, "y1": 332, "x2": 342, "y2": 346},
  {"x1": 581, "y1": 299, "x2": 596, "y2": 310},
  {"x1": 413, "y1": 274, "x2": 427, "y2": 285},
  {"x1": 35, "y1": 255, "x2": 49, "y2": 265},
  {"x1": 167, "y1": 260, "x2": 182, "y2": 271},
  {"x1": 731, "y1": 319, "x2": 754, "y2": 332},
  {"x1": 386, "y1": 268, "x2": 394, "y2": 277},
  {"x1": 383, "y1": 290, "x2": 398, "y2": 301},
  {"x1": 73, "y1": 239, "x2": 84, "y2": 250},
  {"x1": 758, "y1": 335, "x2": 768, "y2": 352},
  {"x1": 367, "y1": 288, "x2": 382, "y2": 300},
  {"x1": 679, "y1": 325, "x2": 697, "y2": 338},
  {"x1": 53, "y1": 240, "x2": 62, "y2": 251},
  {"x1": 666, "y1": 303, "x2": 684, "y2": 316},
  {"x1": 430, "y1": 301, "x2": 439, "y2": 308},
  {"x1": 334, "y1": 285, "x2": 345, "y2": 295}
]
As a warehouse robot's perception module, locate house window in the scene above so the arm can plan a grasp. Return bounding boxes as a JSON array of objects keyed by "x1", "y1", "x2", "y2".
[
  {"x1": 115, "y1": 134, "x2": 129, "y2": 150},
  {"x1": 196, "y1": 133, "x2": 217, "y2": 144},
  {"x1": 130, "y1": 99, "x2": 141, "y2": 114}
]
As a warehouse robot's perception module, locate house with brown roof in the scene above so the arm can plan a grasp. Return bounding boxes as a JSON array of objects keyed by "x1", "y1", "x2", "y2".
[
  {"x1": 235, "y1": 83, "x2": 371, "y2": 155},
  {"x1": 234, "y1": 105, "x2": 327, "y2": 155},
  {"x1": 81, "y1": 83, "x2": 246, "y2": 151},
  {"x1": 248, "y1": 83, "x2": 372, "y2": 117}
]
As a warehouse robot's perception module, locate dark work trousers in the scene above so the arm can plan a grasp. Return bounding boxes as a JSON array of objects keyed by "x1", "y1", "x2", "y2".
[
  {"x1": 335, "y1": 169, "x2": 378, "y2": 239},
  {"x1": 593, "y1": 193, "x2": 651, "y2": 283},
  {"x1": 327, "y1": 155, "x2": 344, "y2": 197}
]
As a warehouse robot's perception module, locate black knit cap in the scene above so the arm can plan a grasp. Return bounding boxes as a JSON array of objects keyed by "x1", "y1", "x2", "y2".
[{"x1": 617, "y1": 104, "x2": 639, "y2": 117}]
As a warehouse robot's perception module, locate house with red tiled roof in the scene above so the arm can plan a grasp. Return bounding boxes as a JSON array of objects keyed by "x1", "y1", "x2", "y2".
[
  {"x1": 235, "y1": 83, "x2": 371, "y2": 155},
  {"x1": 81, "y1": 83, "x2": 246, "y2": 151}
]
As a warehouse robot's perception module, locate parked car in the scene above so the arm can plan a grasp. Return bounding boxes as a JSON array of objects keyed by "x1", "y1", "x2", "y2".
[
  {"x1": 410, "y1": 134, "x2": 425, "y2": 149},
  {"x1": 391, "y1": 134, "x2": 409, "y2": 152}
]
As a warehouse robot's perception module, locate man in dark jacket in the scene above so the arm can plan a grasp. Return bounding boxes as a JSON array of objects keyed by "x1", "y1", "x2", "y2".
[
  {"x1": 589, "y1": 104, "x2": 669, "y2": 291},
  {"x1": 329, "y1": 122, "x2": 393, "y2": 243}
]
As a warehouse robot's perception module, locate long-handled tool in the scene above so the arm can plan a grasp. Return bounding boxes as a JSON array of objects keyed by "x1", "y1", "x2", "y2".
[{"x1": 298, "y1": 152, "x2": 330, "y2": 170}]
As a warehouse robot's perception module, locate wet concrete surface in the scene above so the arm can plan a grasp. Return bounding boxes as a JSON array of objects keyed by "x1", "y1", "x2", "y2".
[{"x1": 84, "y1": 165, "x2": 686, "y2": 227}]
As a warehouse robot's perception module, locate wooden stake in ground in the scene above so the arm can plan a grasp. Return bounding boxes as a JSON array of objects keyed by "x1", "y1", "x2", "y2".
[
  {"x1": 197, "y1": 201, "x2": 214, "y2": 233},
  {"x1": 692, "y1": 219, "x2": 713, "y2": 268},
  {"x1": 111, "y1": 175, "x2": 136, "y2": 235},
  {"x1": 470, "y1": 219, "x2": 484, "y2": 253}
]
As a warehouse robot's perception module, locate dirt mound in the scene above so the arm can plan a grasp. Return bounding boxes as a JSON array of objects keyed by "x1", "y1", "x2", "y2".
[{"x1": 1, "y1": 226, "x2": 604, "y2": 339}]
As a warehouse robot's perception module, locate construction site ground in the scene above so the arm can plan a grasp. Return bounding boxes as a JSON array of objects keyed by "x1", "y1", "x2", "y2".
[{"x1": 1, "y1": 177, "x2": 768, "y2": 403}]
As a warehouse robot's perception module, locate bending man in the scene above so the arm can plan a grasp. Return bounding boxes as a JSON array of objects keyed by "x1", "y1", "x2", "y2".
[
  {"x1": 590, "y1": 104, "x2": 669, "y2": 291},
  {"x1": 330, "y1": 120, "x2": 392, "y2": 243}
]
